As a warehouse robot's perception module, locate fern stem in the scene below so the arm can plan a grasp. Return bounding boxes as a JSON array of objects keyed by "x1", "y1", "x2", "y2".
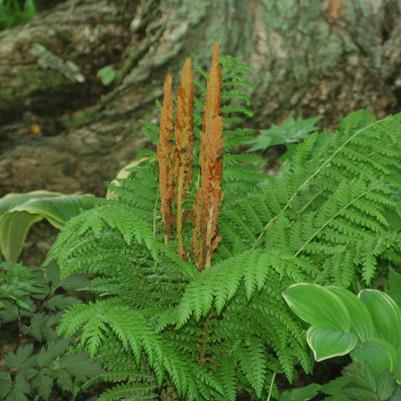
[
  {"x1": 252, "y1": 117, "x2": 387, "y2": 249},
  {"x1": 295, "y1": 184, "x2": 379, "y2": 256},
  {"x1": 266, "y1": 372, "x2": 276, "y2": 401},
  {"x1": 298, "y1": 189, "x2": 324, "y2": 214},
  {"x1": 154, "y1": 188, "x2": 160, "y2": 240}
]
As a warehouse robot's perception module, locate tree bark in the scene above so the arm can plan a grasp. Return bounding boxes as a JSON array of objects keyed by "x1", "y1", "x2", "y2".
[{"x1": 1, "y1": 0, "x2": 401, "y2": 196}]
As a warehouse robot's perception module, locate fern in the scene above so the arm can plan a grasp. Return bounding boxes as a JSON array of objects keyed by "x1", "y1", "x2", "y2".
[
  {"x1": 218, "y1": 111, "x2": 401, "y2": 285},
  {"x1": 58, "y1": 301, "x2": 222, "y2": 400},
  {"x1": 48, "y1": 46, "x2": 401, "y2": 401}
]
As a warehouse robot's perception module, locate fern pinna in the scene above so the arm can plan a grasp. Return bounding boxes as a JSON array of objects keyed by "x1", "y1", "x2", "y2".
[{"x1": 47, "y1": 44, "x2": 401, "y2": 401}]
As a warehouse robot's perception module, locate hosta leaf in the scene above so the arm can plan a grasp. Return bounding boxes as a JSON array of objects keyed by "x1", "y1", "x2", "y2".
[
  {"x1": 388, "y1": 267, "x2": 401, "y2": 308},
  {"x1": 328, "y1": 286, "x2": 375, "y2": 341},
  {"x1": 0, "y1": 212, "x2": 42, "y2": 263},
  {"x1": 306, "y1": 326, "x2": 358, "y2": 361},
  {"x1": 351, "y1": 338, "x2": 397, "y2": 375},
  {"x1": 283, "y1": 283, "x2": 351, "y2": 331},
  {"x1": 358, "y1": 290, "x2": 401, "y2": 348},
  {"x1": 0, "y1": 191, "x2": 96, "y2": 261}
]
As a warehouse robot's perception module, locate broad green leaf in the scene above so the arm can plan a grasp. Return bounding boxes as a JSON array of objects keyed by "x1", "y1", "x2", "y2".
[
  {"x1": 328, "y1": 287, "x2": 375, "y2": 341},
  {"x1": 306, "y1": 326, "x2": 358, "y2": 361},
  {"x1": 0, "y1": 191, "x2": 59, "y2": 214},
  {"x1": 358, "y1": 290, "x2": 401, "y2": 348},
  {"x1": 0, "y1": 191, "x2": 96, "y2": 261},
  {"x1": 279, "y1": 383, "x2": 321, "y2": 401},
  {"x1": 10, "y1": 193, "x2": 96, "y2": 228},
  {"x1": 0, "y1": 212, "x2": 42, "y2": 262},
  {"x1": 283, "y1": 283, "x2": 351, "y2": 331},
  {"x1": 351, "y1": 338, "x2": 397, "y2": 375},
  {"x1": 388, "y1": 267, "x2": 401, "y2": 308}
]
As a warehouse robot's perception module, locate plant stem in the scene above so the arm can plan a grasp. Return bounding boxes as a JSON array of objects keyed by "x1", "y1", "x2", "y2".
[{"x1": 267, "y1": 372, "x2": 276, "y2": 401}]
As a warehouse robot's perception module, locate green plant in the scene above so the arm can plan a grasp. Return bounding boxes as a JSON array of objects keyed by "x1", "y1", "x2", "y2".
[
  {"x1": 0, "y1": 191, "x2": 96, "y2": 262},
  {"x1": 97, "y1": 66, "x2": 117, "y2": 86},
  {"x1": 0, "y1": 0, "x2": 36, "y2": 31},
  {"x1": 247, "y1": 115, "x2": 320, "y2": 155},
  {"x1": 279, "y1": 363, "x2": 401, "y2": 401},
  {"x1": 0, "y1": 261, "x2": 101, "y2": 401},
  {"x1": 283, "y1": 283, "x2": 401, "y2": 400},
  {"x1": 284, "y1": 283, "x2": 401, "y2": 373},
  {"x1": 46, "y1": 44, "x2": 401, "y2": 401}
]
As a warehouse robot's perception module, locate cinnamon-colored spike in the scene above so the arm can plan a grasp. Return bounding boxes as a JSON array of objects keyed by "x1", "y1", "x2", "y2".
[
  {"x1": 192, "y1": 44, "x2": 224, "y2": 270},
  {"x1": 157, "y1": 74, "x2": 175, "y2": 244},
  {"x1": 174, "y1": 58, "x2": 194, "y2": 258}
]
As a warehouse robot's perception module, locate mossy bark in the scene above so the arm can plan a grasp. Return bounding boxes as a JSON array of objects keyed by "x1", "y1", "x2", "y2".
[{"x1": 1, "y1": 0, "x2": 400, "y2": 196}]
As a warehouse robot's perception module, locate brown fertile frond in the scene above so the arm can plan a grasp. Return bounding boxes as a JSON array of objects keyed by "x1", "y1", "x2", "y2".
[
  {"x1": 157, "y1": 74, "x2": 175, "y2": 244},
  {"x1": 192, "y1": 44, "x2": 224, "y2": 270},
  {"x1": 174, "y1": 58, "x2": 194, "y2": 258},
  {"x1": 203, "y1": 44, "x2": 222, "y2": 137}
]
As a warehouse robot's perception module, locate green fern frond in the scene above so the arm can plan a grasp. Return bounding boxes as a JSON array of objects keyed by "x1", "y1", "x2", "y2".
[
  {"x1": 176, "y1": 249, "x2": 309, "y2": 324},
  {"x1": 58, "y1": 301, "x2": 222, "y2": 400},
  {"x1": 97, "y1": 382, "x2": 158, "y2": 401}
]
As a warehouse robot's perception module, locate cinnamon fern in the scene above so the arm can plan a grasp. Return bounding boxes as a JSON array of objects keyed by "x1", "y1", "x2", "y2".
[{"x1": 47, "y1": 45, "x2": 401, "y2": 401}]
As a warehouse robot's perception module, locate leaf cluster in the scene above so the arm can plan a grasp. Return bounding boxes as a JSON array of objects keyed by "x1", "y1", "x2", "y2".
[
  {"x1": 0, "y1": 0, "x2": 36, "y2": 31},
  {"x1": 0, "y1": 261, "x2": 101, "y2": 401}
]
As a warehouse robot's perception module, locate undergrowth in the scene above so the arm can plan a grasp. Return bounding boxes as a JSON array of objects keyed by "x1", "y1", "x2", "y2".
[{"x1": 42, "y1": 45, "x2": 401, "y2": 400}]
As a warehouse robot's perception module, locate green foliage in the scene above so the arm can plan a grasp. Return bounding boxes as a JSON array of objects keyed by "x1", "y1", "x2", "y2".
[
  {"x1": 0, "y1": 0, "x2": 36, "y2": 31},
  {"x1": 46, "y1": 50, "x2": 401, "y2": 401},
  {"x1": 387, "y1": 267, "x2": 401, "y2": 308},
  {"x1": 283, "y1": 283, "x2": 401, "y2": 400},
  {"x1": 0, "y1": 261, "x2": 101, "y2": 401},
  {"x1": 279, "y1": 383, "x2": 321, "y2": 401},
  {"x1": 247, "y1": 115, "x2": 320, "y2": 155},
  {"x1": 97, "y1": 65, "x2": 117, "y2": 86},
  {"x1": 217, "y1": 111, "x2": 401, "y2": 286},
  {"x1": 321, "y1": 361, "x2": 401, "y2": 401},
  {"x1": 0, "y1": 190, "x2": 96, "y2": 262}
]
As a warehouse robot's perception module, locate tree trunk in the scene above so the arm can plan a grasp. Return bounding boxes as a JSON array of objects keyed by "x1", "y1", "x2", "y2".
[{"x1": 1, "y1": 0, "x2": 400, "y2": 196}]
